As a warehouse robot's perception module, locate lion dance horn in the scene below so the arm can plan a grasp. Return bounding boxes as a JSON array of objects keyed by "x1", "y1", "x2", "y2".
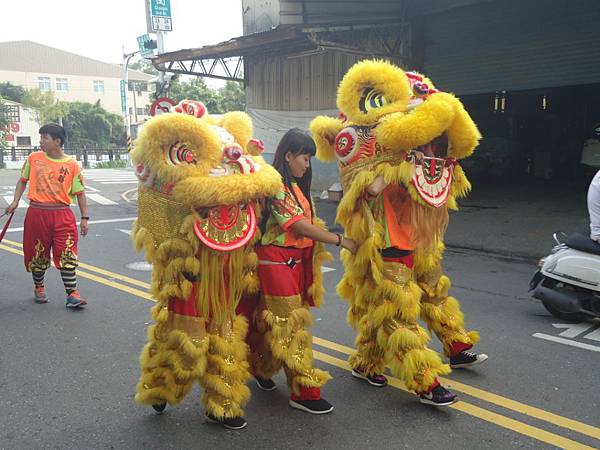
[{"x1": 172, "y1": 99, "x2": 207, "y2": 118}]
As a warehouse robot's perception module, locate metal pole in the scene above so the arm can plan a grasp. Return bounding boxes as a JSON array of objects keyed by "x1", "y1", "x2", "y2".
[
  {"x1": 156, "y1": 31, "x2": 165, "y2": 95},
  {"x1": 122, "y1": 46, "x2": 139, "y2": 157}
]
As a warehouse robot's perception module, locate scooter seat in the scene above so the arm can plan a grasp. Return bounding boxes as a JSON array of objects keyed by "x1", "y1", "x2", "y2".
[{"x1": 566, "y1": 232, "x2": 600, "y2": 256}]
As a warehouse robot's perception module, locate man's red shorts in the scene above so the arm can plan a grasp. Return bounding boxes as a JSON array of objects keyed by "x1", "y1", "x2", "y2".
[{"x1": 23, "y1": 203, "x2": 79, "y2": 272}]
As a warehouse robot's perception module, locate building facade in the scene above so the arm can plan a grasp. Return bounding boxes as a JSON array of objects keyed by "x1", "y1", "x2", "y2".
[{"x1": 0, "y1": 41, "x2": 154, "y2": 125}]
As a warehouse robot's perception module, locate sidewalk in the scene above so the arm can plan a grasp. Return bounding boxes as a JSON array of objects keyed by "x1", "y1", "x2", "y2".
[{"x1": 315, "y1": 178, "x2": 590, "y2": 260}]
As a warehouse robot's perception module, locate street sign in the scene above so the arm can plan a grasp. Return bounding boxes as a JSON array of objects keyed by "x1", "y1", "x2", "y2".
[
  {"x1": 150, "y1": 97, "x2": 176, "y2": 116},
  {"x1": 137, "y1": 34, "x2": 155, "y2": 59},
  {"x1": 120, "y1": 80, "x2": 127, "y2": 113},
  {"x1": 146, "y1": 0, "x2": 172, "y2": 33}
]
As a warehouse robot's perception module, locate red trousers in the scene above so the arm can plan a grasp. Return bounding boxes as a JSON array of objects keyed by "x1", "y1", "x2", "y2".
[{"x1": 23, "y1": 203, "x2": 79, "y2": 272}]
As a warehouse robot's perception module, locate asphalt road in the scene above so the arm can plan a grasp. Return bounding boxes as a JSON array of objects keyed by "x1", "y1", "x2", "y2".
[{"x1": 1, "y1": 169, "x2": 599, "y2": 450}]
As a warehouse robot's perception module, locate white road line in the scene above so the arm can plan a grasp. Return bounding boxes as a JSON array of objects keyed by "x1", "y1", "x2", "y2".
[
  {"x1": 584, "y1": 327, "x2": 600, "y2": 342},
  {"x1": 2, "y1": 196, "x2": 27, "y2": 208},
  {"x1": 5, "y1": 217, "x2": 136, "y2": 233},
  {"x1": 119, "y1": 229, "x2": 132, "y2": 235},
  {"x1": 552, "y1": 322, "x2": 595, "y2": 339},
  {"x1": 321, "y1": 266, "x2": 336, "y2": 273},
  {"x1": 99, "y1": 181, "x2": 139, "y2": 185},
  {"x1": 86, "y1": 193, "x2": 118, "y2": 205},
  {"x1": 532, "y1": 333, "x2": 600, "y2": 352}
]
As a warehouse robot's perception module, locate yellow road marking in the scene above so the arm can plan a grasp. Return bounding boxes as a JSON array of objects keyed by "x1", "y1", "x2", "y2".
[
  {"x1": 314, "y1": 350, "x2": 597, "y2": 450},
  {"x1": 314, "y1": 337, "x2": 600, "y2": 442},
  {"x1": 0, "y1": 243, "x2": 154, "y2": 301},
  {"x1": 2, "y1": 242, "x2": 599, "y2": 448},
  {"x1": 1, "y1": 238, "x2": 151, "y2": 290}
]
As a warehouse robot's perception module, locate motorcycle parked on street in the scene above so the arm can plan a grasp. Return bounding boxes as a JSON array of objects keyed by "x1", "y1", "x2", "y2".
[{"x1": 530, "y1": 232, "x2": 600, "y2": 321}]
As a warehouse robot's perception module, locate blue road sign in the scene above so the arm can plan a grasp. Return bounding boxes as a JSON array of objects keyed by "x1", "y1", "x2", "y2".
[{"x1": 120, "y1": 80, "x2": 127, "y2": 113}]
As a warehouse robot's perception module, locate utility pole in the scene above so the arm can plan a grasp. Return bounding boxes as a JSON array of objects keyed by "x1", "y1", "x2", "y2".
[{"x1": 122, "y1": 46, "x2": 139, "y2": 154}]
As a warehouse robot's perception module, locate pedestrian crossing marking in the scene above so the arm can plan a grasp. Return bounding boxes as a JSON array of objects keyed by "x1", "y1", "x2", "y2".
[
  {"x1": 86, "y1": 193, "x2": 118, "y2": 205},
  {"x1": 2, "y1": 196, "x2": 27, "y2": 208}
]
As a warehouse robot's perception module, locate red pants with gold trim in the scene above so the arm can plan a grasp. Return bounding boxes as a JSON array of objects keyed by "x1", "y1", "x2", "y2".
[
  {"x1": 248, "y1": 245, "x2": 331, "y2": 400},
  {"x1": 23, "y1": 203, "x2": 78, "y2": 272}
]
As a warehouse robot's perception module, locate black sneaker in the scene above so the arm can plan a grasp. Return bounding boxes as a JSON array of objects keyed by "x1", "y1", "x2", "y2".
[
  {"x1": 255, "y1": 376, "x2": 276, "y2": 391},
  {"x1": 289, "y1": 398, "x2": 334, "y2": 415},
  {"x1": 351, "y1": 367, "x2": 388, "y2": 387},
  {"x1": 450, "y1": 351, "x2": 489, "y2": 368},
  {"x1": 419, "y1": 385, "x2": 457, "y2": 407},
  {"x1": 205, "y1": 412, "x2": 247, "y2": 430},
  {"x1": 152, "y1": 403, "x2": 166, "y2": 413}
]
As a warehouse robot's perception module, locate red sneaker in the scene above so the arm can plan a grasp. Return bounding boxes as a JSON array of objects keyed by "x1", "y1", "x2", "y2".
[{"x1": 34, "y1": 286, "x2": 49, "y2": 304}]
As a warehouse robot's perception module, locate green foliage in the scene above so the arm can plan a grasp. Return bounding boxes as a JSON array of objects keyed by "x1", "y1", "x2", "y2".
[
  {"x1": 93, "y1": 159, "x2": 127, "y2": 169},
  {"x1": 62, "y1": 101, "x2": 125, "y2": 147},
  {"x1": 0, "y1": 82, "x2": 26, "y2": 103},
  {"x1": 130, "y1": 59, "x2": 158, "y2": 76},
  {"x1": 167, "y1": 78, "x2": 245, "y2": 114},
  {"x1": 218, "y1": 81, "x2": 246, "y2": 112},
  {"x1": 21, "y1": 89, "x2": 66, "y2": 124},
  {"x1": 0, "y1": 97, "x2": 10, "y2": 145}
]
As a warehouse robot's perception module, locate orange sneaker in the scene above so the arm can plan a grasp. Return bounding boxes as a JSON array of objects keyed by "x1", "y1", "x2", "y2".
[
  {"x1": 34, "y1": 286, "x2": 49, "y2": 304},
  {"x1": 65, "y1": 290, "x2": 87, "y2": 308}
]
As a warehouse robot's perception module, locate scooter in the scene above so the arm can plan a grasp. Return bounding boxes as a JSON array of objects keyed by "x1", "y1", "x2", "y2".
[{"x1": 530, "y1": 232, "x2": 600, "y2": 321}]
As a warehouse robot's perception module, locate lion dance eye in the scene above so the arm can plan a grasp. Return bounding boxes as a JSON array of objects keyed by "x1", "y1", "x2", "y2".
[
  {"x1": 359, "y1": 87, "x2": 388, "y2": 113},
  {"x1": 165, "y1": 142, "x2": 196, "y2": 166}
]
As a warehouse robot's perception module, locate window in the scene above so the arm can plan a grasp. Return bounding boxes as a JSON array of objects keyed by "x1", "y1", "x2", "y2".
[
  {"x1": 3, "y1": 105, "x2": 20, "y2": 122},
  {"x1": 128, "y1": 81, "x2": 148, "y2": 92},
  {"x1": 93, "y1": 80, "x2": 104, "y2": 93},
  {"x1": 17, "y1": 136, "x2": 31, "y2": 146},
  {"x1": 136, "y1": 107, "x2": 145, "y2": 116},
  {"x1": 56, "y1": 78, "x2": 68, "y2": 91},
  {"x1": 129, "y1": 107, "x2": 133, "y2": 115},
  {"x1": 38, "y1": 76, "x2": 51, "y2": 91}
]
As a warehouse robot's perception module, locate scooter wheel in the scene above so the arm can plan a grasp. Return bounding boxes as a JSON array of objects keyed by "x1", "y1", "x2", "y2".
[
  {"x1": 152, "y1": 403, "x2": 167, "y2": 413},
  {"x1": 541, "y1": 300, "x2": 589, "y2": 322}
]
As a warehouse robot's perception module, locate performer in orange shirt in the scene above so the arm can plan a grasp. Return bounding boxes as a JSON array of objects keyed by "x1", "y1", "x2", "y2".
[
  {"x1": 5, "y1": 124, "x2": 89, "y2": 308},
  {"x1": 247, "y1": 129, "x2": 356, "y2": 415}
]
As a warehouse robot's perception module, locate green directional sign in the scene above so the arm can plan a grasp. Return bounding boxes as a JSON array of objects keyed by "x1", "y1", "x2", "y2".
[
  {"x1": 120, "y1": 80, "x2": 127, "y2": 113},
  {"x1": 137, "y1": 34, "x2": 154, "y2": 58},
  {"x1": 151, "y1": 0, "x2": 171, "y2": 17}
]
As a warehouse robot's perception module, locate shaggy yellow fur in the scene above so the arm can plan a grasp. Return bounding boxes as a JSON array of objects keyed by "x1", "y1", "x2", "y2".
[
  {"x1": 132, "y1": 107, "x2": 282, "y2": 419},
  {"x1": 311, "y1": 60, "x2": 482, "y2": 393}
]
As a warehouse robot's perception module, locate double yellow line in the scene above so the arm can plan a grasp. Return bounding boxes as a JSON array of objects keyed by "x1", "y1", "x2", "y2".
[{"x1": 1, "y1": 237, "x2": 599, "y2": 449}]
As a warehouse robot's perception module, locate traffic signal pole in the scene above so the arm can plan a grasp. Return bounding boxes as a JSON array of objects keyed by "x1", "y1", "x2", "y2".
[{"x1": 122, "y1": 46, "x2": 139, "y2": 154}]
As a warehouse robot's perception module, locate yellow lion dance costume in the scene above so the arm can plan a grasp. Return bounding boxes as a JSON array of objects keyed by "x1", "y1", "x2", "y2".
[
  {"x1": 131, "y1": 100, "x2": 281, "y2": 428},
  {"x1": 310, "y1": 60, "x2": 487, "y2": 405}
]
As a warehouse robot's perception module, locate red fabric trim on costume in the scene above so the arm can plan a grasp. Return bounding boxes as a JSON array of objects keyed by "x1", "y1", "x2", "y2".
[
  {"x1": 449, "y1": 341, "x2": 473, "y2": 356},
  {"x1": 291, "y1": 386, "x2": 321, "y2": 401},
  {"x1": 281, "y1": 214, "x2": 304, "y2": 232},
  {"x1": 382, "y1": 253, "x2": 414, "y2": 268},
  {"x1": 168, "y1": 283, "x2": 199, "y2": 316},
  {"x1": 256, "y1": 245, "x2": 315, "y2": 305}
]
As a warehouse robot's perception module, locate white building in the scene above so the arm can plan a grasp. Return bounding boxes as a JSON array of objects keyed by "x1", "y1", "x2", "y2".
[
  {"x1": 0, "y1": 40, "x2": 154, "y2": 124},
  {"x1": 2, "y1": 99, "x2": 40, "y2": 147}
]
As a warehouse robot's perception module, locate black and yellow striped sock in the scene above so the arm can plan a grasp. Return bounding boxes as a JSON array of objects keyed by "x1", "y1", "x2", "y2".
[{"x1": 60, "y1": 268, "x2": 77, "y2": 295}]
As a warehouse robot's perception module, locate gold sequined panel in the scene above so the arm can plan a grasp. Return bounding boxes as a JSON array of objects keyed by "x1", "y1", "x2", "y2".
[
  {"x1": 382, "y1": 261, "x2": 414, "y2": 287},
  {"x1": 138, "y1": 187, "x2": 191, "y2": 242},
  {"x1": 167, "y1": 311, "x2": 207, "y2": 343},
  {"x1": 340, "y1": 147, "x2": 407, "y2": 192},
  {"x1": 264, "y1": 294, "x2": 303, "y2": 318},
  {"x1": 207, "y1": 318, "x2": 234, "y2": 341},
  {"x1": 59, "y1": 234, "x2": 78, "y2": 270},
  {"x1": 419, "y1": 267, "x2": 442, "y2": 288},
  {"x1": 27, "y1": 240, "x2": 51, "y2": 272}
]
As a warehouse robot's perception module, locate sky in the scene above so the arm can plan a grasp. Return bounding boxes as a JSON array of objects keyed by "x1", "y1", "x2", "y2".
[{"x1": 0, "y1": 0, "x2": 243, "y2": 67}]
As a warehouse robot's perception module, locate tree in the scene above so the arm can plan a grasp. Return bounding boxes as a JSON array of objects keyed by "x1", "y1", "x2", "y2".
[
  {"x1": 61, "y1": 101, "x2": 124, "y2": 147},
  {"x1": 167, "y1": 78, "x2": 221, "y2": 113},
  {"x1": 0, "y1": 97, "x2": 10, "y2": 145},
  {"x1": 21, "y1": 89, "x2": 66, "y2": 125},
  {"x1": 218, "y1": 81, "x2": 245, "y2": 112},
  {"x1": 0, "y1": 82, "x2": 26, "y2": 103},
  {"x1": 130, "y1": 59, "x2": 158, "y2": 76}
]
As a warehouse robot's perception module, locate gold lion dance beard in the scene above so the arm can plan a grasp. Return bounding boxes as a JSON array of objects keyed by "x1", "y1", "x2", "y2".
[{"x1": 410, "y1": 200, "x2": 449, "y2": 254}]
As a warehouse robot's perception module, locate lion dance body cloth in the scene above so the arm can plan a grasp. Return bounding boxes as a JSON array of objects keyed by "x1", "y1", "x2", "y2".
[
  {"x1": 310, "y1": 60, "x2": 483, "y2": 394},
  {"x1": 131, "y1": 101, "x2": 281, "y2": 420}
]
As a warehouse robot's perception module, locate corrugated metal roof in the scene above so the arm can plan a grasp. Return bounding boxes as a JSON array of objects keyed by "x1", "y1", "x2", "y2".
[{"x1": 0, "y1": 41, "x2": 152, "y2": 81}]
